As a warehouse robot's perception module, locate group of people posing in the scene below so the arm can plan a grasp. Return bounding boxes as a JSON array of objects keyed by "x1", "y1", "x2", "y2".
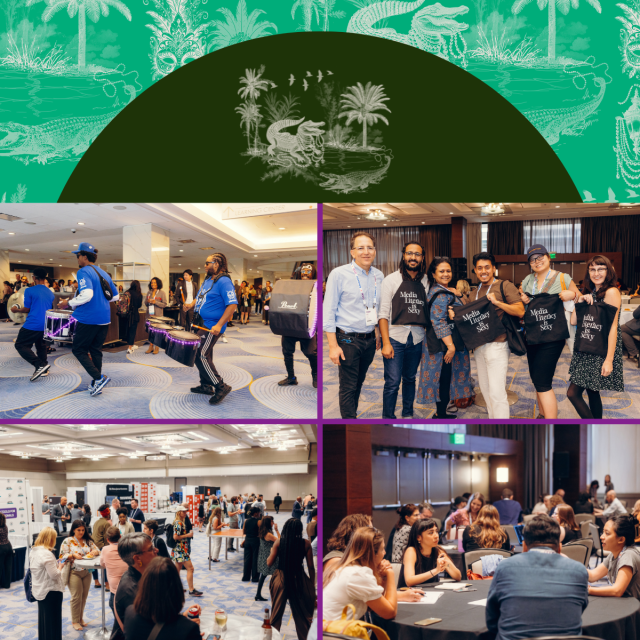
[{"x1": 323, "y1": 232, "x2": 627, "y2": 419}]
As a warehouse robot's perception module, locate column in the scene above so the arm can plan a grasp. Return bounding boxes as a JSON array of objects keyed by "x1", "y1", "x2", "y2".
[
  {"x1": 0, "y1": 249, "x2": 9, "y2": 284},
  {"x1": 122, "y1": 224, "x2": 169, "y2": 288}
]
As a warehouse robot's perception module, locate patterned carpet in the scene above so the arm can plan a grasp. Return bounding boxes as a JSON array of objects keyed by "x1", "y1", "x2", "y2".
[
  {"x1": 0, "y1": 512, "x2": 316, "y2": 639},
  {"x1": 322, "y1": 336, "x2": 640, "y2": 419},
  {"x1": 0, "y1": 319, "x2": 317, "y2": 419}
]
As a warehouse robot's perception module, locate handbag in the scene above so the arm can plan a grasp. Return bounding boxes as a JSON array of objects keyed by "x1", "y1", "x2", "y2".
[
  {"x1": 24, "y1": 568, "x2": 36, "y2": 603},
  {"x1": 323, "y1": 604, "x2": 391, "y2": 640},
  {"x1": 146, "y1": 622, "x2": 165, "y2": 640},
  {"x1": 574, "y1": 299, "x2": 618, "y2": 357},
  {"x1": 452, "y1": 294, "x2": 505, "y2": 351},
  {"x1": 500, "y1": 281, "x2": 527, "y2": 356},
  {"x1": 88, "y1": 265, "x2": 114, "y2": 301},
  {"x1": 523, "y1": 292, "x2": 570, "y2": 344},
  {"x1": 425, "y1": 290, "x2": 465, "y2": 354}
]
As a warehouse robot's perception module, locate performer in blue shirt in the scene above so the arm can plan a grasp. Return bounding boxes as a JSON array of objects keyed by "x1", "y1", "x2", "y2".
[
  {"x1": 11, "y1": 267, "x2": 55, "y2": 381},
  {"x1": 58, "y1": 242, "x2": 119, "y2": 397},
  {"x1": 191, "y1": 252, "x2": 238, "y2": 405}
]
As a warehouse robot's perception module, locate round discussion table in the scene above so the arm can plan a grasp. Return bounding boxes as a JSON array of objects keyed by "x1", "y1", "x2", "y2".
[
  {"x1": 375, "y1": 580, "x2": 640, "y2": 640},
  {"x1": 74, "y1": 556, "x2": 110, "y2": 640},
  {"x1": 200, "y1": 612, "x2": 282, "y2": 639}
]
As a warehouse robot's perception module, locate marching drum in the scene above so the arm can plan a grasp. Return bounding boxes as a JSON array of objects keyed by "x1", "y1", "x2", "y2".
[
  {"x1": 269, "y1": 279, "x2": 318, "y2": 340},
  {"x1": 165, "y1": 330, "x2": 201, "y2": 367},
  {"x1": 7, "y1": 289, "x2": 26, "y2": 324},
  {"x1": 150, "y1": 323, "x2": 173, "y2": 349},
  {"x1": 44, "y1": 309, "x2": 76, "y2": 343}
]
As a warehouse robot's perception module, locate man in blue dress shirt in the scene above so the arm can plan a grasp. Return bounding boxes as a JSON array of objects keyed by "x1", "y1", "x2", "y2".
[
  {"x1": 323, "y1": 232, "x2": 383, "y2": 418},
  {"x1": 493, "y1": 488, "x2": 523, "y2": 525},
  {"x1": 486, "y1": 514, "x2": 589, "y2": 640}
]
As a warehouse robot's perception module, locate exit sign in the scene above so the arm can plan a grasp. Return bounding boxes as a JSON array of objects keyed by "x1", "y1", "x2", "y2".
[
  {"x1": 450, "y1": 433, "x2": 465, "y2": 445},
  {"x1": 550, "y1": 253, "x2": 556, "y2": 259}
]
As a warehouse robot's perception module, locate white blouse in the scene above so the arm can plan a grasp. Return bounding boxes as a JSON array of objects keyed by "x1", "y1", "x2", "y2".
[
  {"x1": 30, "y1": 546, "x2": 64, "y2": 600},
  {"x1": 323, "y1": 565, "x2": 384, "y2": 622}
]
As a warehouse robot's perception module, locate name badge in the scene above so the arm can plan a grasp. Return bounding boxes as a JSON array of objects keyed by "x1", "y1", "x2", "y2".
[
  {"x1": 148, "y1": 305, "x2": 155, "y2": 315},
  {"x1": 365, "y1": 308, "x2": 378, "y2": 326}
]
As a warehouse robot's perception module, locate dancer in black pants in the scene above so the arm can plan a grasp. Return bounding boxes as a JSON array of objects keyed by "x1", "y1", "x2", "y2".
[
  {"x1": 242, "y1": 507, "x2": 261, "y2": 582},
  {"x1": 0, "y1": 513, "x2": 13, "y2": 589},
  {"x1": 124, "y1": 280, "x2": 143, "y2": 354}
]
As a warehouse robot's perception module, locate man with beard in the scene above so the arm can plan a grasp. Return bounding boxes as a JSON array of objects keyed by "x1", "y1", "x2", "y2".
[
  {"x1": 379, "y1": 242, "x2": 430, "y2": 419},
  {"x1": 190, "y1": 253, "x2": 238, "y2": 405},
  {"x1": 278, "y1": 263, "x2": 318, "y2": 389}
]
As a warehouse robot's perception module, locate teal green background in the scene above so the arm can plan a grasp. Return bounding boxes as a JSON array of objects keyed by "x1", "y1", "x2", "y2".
[{"x1": 0, "y1": 0, "x2": 629, "y2": 201}]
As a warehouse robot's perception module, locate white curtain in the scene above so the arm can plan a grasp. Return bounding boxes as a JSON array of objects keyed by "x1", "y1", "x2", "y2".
[{"x1": 523, "y1": 219, "x2": 581, "y2": 254}]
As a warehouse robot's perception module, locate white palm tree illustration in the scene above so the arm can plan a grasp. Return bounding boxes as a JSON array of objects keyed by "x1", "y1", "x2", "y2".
[
  {"x1": 235, "y1": 101, "x2": 261, "y2": 150},
  {"x1": 512, "y1": 0, "x2": 601, "y2": 63},
  {"x1": 238, "y1": 65, "x2": 272, "y2": 101},
  {"x1": 26, "y1": 0, "x2": 132, "y2": 69},
  {"x1": 291, "y1": 0, "x2": 321, "y2": 31},
  {"x1": 209, "y1": 0, "x2": 277, "y2": 51},
  {"x1": 339, "y1": 82, "x2": 390, "y2": 150}
]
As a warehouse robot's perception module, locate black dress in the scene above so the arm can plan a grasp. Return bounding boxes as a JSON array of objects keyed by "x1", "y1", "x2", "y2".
[
  {"x1": 124, "y1": 605, "x2": 201, "y2": 640},
  {"x1": 462, "y1": 527, "x2": 512, "y2": 553},
  {"x1": 0, "y1": 525, "x2": 13, "y2": 589},
  {"x1": 562, "y1": 528, "x2": 580, "y2": 544},
  {"x1": 397, "y1": 547, "x2": 440, "y2": 589}
]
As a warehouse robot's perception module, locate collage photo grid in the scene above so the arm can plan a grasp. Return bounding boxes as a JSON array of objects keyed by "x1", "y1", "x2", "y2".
[{"x1": 2, "y1": 201, "x2": 640, "y2": 640}]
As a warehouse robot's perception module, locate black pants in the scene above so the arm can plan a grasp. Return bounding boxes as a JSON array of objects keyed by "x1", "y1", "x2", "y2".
[
  {"x1": 255, "y1": 300, "x2": 263, "y2": 314},
  {"x1": 275, "y1": 505, "x2": 280, "y2": 513},
  {"x1": 38, "y1": 589, "x2": 63, "y2": 640},
  {"x1": 282, "y1": 335, "x2": 317, "y2": 378},
  {"x1": 0, "y1": 542, "x2": 13, "y2": 588},
  {"x1": 567, "y1": 383, "x2": 603, "y2": 419},
  {"x1": 195, "y1": 329, "x2": 223, "y2": 387},
  {"x1": 526, "y1": 339, "x2": 565, "y2": 392},
  {"x1": 15, "y1": 327, "x2": 48, "y2": 369},
  {"x1": 180, "y1": 306, "x2": 194, "y2": 331},
  {"x1": 337, "y1": 332, "x2": 376, "y2": 419},
  {"x1": 435, "y1": 359, "x2": 453, "y2": 416},
  {"x1": 125, "y1": 321, "x2": 138, "y2": 346},
  {"x1": 72, "y1": 322, "x2": 110, "y2": 380},
  {"x1": 242, "y1": 537, "x2": 260, "y2": 582}
]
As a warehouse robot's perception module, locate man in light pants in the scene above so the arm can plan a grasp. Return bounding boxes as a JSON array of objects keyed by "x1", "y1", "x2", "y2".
[{"x1": 469, "y1": 252, "x2": 524, "y2": 419}]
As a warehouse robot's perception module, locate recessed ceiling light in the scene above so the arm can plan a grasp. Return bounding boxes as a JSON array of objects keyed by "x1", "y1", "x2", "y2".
[
  {"x1": 178, "y1": 264, "x2": 181, "y2": 266},
  {"x1": 18, "y1": 261, "x2": 21, "y2": 263},
  {"x1": 279, "y1": 227, "x2": 285, "y2": 230},
  {"x1": 450, "y1": 212, "x2": 454, "y2": 214},
  {"x1": 383, "y1": 224, "x2": 386, "y2": 226},
  {"x1": 73, "y1": 244, "x2": 78, "y2": 247},
  {"x1": 78, "y1": 222, "x2": 85, "y2": 225},
  {"x1": 254, "y1": 255, "x2": 258, "y2": 257},
  {"x1": 179, "y1": 250, "x2": 183, "y2": 252},
  {"x1": 49, "y1": 259, "x2": 53, "y2": 260},
  {"x1": 8, "y1": 232, "x2": 14, "y2": 235},
  {"x1": 25, "y1": 249, "x2": 29, "y2": 251},
  {"x1": 555, "y1": 205, "x2": 560, "y2": 208},
  {"x1": 422, "y1": 222, "x2": 425, "y2": 224}
]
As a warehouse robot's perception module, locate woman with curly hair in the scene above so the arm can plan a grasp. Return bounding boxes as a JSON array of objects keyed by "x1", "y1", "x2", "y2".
[{"x1": 462, "y1": 505, "x2": 511, "y2": 552}]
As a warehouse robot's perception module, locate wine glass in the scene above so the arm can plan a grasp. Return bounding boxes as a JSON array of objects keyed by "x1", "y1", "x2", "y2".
[{"x1": 215, "y1": 608, "x2": 227, "y2": 630}]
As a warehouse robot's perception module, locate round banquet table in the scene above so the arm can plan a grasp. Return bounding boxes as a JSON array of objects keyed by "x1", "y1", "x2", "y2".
[
  {"x1": 374, "y1": 580, "x2": 640, "y2": 640},
  {"x1": 200, "y1": 612, "x2": 282, "y2": 639}
]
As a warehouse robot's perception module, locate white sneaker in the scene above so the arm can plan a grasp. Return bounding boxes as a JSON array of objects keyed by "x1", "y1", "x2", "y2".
[{"x1": 221, "y1": 336, "x2": 228, "y2": 343}]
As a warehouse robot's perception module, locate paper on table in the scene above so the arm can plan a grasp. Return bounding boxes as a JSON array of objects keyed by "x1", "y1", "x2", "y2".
[
  {"x1": 435, "y1": 583, "x2": 470, "y2": 590},
  {"x1": 403, "y1": 591, "x2": 445, "y2": 605},
  {"x1": 468, "y1": 599, "x2": 487, "y2": 606}
]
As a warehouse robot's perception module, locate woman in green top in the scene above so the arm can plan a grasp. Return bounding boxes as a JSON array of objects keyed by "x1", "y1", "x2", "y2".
[{"x1": 520, "y1": 245, "x2": 579, "y2": 419}]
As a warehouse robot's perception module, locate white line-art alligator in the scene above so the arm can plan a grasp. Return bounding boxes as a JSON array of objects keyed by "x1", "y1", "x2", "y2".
[
  {"x1": 320, "y1": 154, "x2": 392, "y2": 193},
  {"x1": 0, "y1": 83, "x2": 136, "y2": 165},
  {"x1": 523, "y1": 76, "x2": 606, "y2": 145},
  {"x1": 266, "y1": 117, "x2": 325, "y2": 166},
  {"x1": 347, "y1": 0, "x2": 469, "y2": 67}
]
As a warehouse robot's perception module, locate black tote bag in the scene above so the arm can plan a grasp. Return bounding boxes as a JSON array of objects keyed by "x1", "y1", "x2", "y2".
[
  {"x1": 523, "y1": 293, "x2": 570, "y2": 344},
  {"x1": 452, "y1": 295, "x2": 505, "y2": 351},
  {"x1": 425, "y1": 290, "x2": 465, "y2": 354},
  {"x1": 499, "y1": 281, "x2": 527, "y2": 357},
  {"x1": 574, "y1": 300, "x2": 618, "y2": 357}
]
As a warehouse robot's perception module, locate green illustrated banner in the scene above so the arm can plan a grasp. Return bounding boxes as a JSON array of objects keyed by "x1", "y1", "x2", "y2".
[{"x1": 0, "y1": 0, "x2": 632, "y2": 201}]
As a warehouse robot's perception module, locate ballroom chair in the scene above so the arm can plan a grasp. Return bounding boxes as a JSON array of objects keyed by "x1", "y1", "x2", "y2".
[
  {"x1": 501, "y1": 525, "x2": 519, "y2": 545},
  {"x1": 523, "y1": 514, "x2": 536, "y2": 523},
  {"x1": 565, "y1": 537, "x2": 593, "y2": 566},
  {"x1": 579, "y1": 520, "x2": 592, "y2": 540},
  {"x1": 588, "y1": 523, "x2": 611, "y2": 565},
  {"x1": 391, "y1": 562, "x2": 402, "y2": 587},
  {"x1": 464, "y1": 548, "x2": 513, "y2": 575},
  {"x1": 562, "y1": 542, "x2": 590, "y2": 567},
  {"x1": 574, "y1": 513, "x2": 596, "y2": 525}
]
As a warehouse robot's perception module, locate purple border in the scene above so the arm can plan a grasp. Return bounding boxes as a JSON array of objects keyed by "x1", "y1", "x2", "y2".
[
  {"x1": 320, "y1": 418, "x2": 640, "y2": 424},
  {"x1": 316, "y1": 202, "x2": 323, "y2": 636}
]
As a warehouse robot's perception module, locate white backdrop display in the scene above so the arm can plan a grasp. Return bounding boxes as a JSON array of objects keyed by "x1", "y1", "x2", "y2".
[
  {"x1": 0, "y1": 477, "x2": 30, "y2": 537},
  {"x1": 133, "y1": 482, "x2": 158, "y2": 513}
]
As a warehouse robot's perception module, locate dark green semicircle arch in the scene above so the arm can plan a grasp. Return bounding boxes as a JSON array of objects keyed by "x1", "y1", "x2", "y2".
[{"x1": 59, "y1": 32, "x2": 580, "y2": 202}]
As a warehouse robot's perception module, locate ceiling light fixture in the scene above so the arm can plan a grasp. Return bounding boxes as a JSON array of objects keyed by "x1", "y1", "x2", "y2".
[
  {"x1": 480, "y1": 203, "x2": 504, "y2": 215},
  {"x1": 77, "y1": 222, "x2": 85, "y2": 225}
]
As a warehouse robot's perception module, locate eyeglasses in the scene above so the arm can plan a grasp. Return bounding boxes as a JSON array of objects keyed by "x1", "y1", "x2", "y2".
[
  {"x1": 353, "y1": 246, "x2": 375, "y2": 252},
  {"x1": 529, "y1": 255, "x2": 546, "y2": 265},
  {"x1": 588, "y1": 267, "x2": 607, "y2": 275},
  {"x1": 404, "y1": 251, "x2": 423, "y2": 258},
  {"x1": 205, "y1": 259, "x2": 220, "y2": 265}
]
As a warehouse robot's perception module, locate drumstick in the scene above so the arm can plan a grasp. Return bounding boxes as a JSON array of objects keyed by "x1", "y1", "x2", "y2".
[{"x1": 191, "y1": 324, "x2": 216, "y2": 334}]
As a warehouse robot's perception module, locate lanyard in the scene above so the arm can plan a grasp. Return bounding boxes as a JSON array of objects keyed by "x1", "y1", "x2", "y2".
[
  {"x1": 532, "y1": 270, "x2": 552, "y2": 295},
  {"x1": 195, "y1": 276, "x2": 214, "y2": 312},
  {"x1": 475, "y1": 278, "x2": 496, "y2": 301},
  {"x1": 351, "y1": 261, "x2": 376, "y2": 309}
]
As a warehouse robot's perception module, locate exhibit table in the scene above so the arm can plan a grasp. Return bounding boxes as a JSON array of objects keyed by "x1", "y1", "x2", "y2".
[
  {"x1": 200, "y1": 612, "x2": 282, "y2": 639},
  {"x1": 75, "y1": 557, "x2": 109, "y2": 640},
  {"x1": 375, "y1": 580, "x2": 640, "y2": 640},
  {"x1": 209, "y1": 530, "x2": 245, "y2": 567}
]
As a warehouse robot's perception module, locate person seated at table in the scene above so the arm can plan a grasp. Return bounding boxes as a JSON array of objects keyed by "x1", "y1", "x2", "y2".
[
  {"x1": 391, "y1": 503, "x2": 420, "y2": 562},
  {"x1": 547, "y1": 494, "x2": 565, "y2": 518},
  {"x1": 143, "y1": 519, "x2": 169, "y2": 558},
  {"x1": 324, "y1": 514, "x2": 423, "y2": 603},
  {"x1": 100, "y1": 527, "x2": 128, "y2": 616},
  {"x1": 449, "y1": 492, "x2": 485, "y2": 532},
  {"x1": 587, "y1": 514, "x2": 640, "y2": 599},
  {"x1": 60, "y1": 519, "x2": 101, "y2": 631},
  {"x1": 486, "y1": 515, "x2": 588, "y2": 640},
  {"x1": 462, "y1": 505, "x2": 511, "y2": 553},
  {"x1": 532, "y1": 494, "x2": 551, "y2": 514},
  {"x1": 323, "y1": 526, "x2": 398, "y2": 622},
  {"x1": 620, "y1": 303, "x2": 640, "y2": 367},
  {"x1": 594, "y1": 490, "x2": 627, "y2": 519},
  {"x1": 492, "y1": 488, "x2": 523, "y2": 526},
  {"x1": 574, "y1": 491, "x2": 594, "y2": 514},
  {"x1": 588, "y1": 479, "x2": 601, "y2": 508},
  {"x1": 552, "y1": 505, "x2": 581, "y2": 544},
  {"x1": 124, "y1": 556, "x2": 202, "y2": 640},
  {"x1": 399, "y1": 518, "x2": 461, "y2": 588}
]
